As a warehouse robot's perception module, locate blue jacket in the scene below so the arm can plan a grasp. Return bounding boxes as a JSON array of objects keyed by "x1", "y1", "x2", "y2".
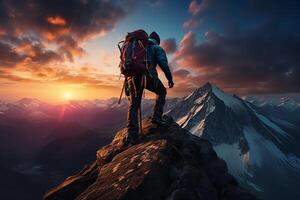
[{"x1": 147, "y1": 38, "x2": 173, "y2": 82}]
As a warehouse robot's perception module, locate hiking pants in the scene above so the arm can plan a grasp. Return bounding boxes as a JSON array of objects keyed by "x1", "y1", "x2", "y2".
[{"x1": 127, "y1": 75, "x2": 167, "y2": 133}]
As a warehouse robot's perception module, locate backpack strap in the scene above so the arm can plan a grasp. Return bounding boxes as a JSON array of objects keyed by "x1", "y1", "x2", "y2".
[
  {"x1": 118, "y1": 41, "x2": 124, "y2": 52},
  {"x1": 138, "y1": 40, "x2": 145, "y2": 49}
]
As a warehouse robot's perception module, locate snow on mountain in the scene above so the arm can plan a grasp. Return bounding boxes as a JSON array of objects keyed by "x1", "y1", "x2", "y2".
[
  {"x1": 0, "y1": 100, "x2": 8, "y2": 113},
  {"x1": 167, "y1": 83, "x2": 247, "y2": 144},
  {"x1": 16, "y1": 97, "x2": 47, "y2": 108},
  {"x1": 168, "y1": 82, "x2": 300, "y2": 200},
  {"x1": 66, "y1": 98, "x2": 126, "y2": 109},
  {"x1": 245, "y1": 95, "x2": 300, "y2": 112},
  {"x1": 211, "y1": 85, "x2": 247, "y2": 114},
  {"x1": 244, "y1": 95, "x2": 300, "y2": 128}
]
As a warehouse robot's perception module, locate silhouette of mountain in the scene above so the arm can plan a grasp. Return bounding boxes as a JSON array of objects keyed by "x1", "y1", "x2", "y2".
[{"x1": 44, "y1": 116, "x2": 257, "y2": 200}]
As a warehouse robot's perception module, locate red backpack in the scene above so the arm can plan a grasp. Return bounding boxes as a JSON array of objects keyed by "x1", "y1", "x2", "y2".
[{"x1": 118, "y1": 29, "x2": 149, "y2": 76}]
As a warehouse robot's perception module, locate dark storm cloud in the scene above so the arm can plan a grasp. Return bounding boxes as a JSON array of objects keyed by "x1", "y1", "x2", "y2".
[
  {"x1": 57, "y1": 35, "x2": 85, "y2": 62},
  {"x1": 0, "y1": 0, "x2": 133, "y2": 66},
  {"x1": 1, "y1": 0, "x2": 130, "y2": 39},
  {"x1": 161, "y1": 38, "x2": 177, "y2": 54},
  {"x1": 0, "y1": 36, "x2": 63, "y2": 67},
  {"x1": 175, "y1": 27, "x2": 300, "y2": 94},
  {"x1": 176, "y1": 0, "x2": 300, "y2": 94},
  {"x1": 173, "y1": 69, "x2": 190, "y2": 78},
  {"x1": 0, "y1": 42, "x2": 25, "y2": 67},
  {"x1": 30, "y1": 42, "x2": 63, "y2": 64},
  {"x1": 190, "y1": 0, "x2": 300, "y2": 31}
]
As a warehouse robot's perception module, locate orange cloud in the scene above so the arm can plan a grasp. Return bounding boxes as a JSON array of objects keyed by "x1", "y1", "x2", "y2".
[
  {"x1": 0, "y1": 28, "x2": 5, "y2": 36},
  {"x1": 47, "y1": 16, "x2": 66, "y2": 26},
  {"x1": 15, "y1": 43, "x2": 36, "y2": 57},
  {"x1": 0, "y1": 63, "x2": 125, "y2": 102},
  {"x1": 43, "y1": 28, "x2": 70, "y2": 41},
  {"x1": 161, "y1": 38, "x2": 177, "y2": 54}
]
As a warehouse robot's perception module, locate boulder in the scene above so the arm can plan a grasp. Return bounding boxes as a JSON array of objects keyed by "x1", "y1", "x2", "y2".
[{"x1": 44, "y1": 116, "x2": 258, "y2": 200}]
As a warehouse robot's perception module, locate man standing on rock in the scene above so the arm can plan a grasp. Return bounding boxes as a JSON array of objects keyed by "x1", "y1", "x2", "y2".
[{"x1": 120, "y1": 31, "x2": 174, "y2": 144}]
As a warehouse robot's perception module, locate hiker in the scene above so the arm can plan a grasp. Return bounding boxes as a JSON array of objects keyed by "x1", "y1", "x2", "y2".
[{"x1": 118, "y1": 30, "x2": 174, "y2": 144}]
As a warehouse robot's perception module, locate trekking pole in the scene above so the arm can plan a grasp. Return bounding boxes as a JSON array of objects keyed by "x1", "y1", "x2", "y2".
[
  {"x1": 118, "y1": 79, "x2": 126, "y2": 104},
  {"x1": 138, "y1": 105, "x2": 143, "y2": 135},
  {"x1": 138, "y1": 75, "x2": 146, "y2": 134}
]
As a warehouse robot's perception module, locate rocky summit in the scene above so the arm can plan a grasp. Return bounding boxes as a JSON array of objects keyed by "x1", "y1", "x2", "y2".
[{"x1": 43, "y1": 116, "x2": 258, "y2": 200}]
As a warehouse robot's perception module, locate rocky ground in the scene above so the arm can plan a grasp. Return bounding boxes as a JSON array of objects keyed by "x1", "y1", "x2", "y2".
[{"x1": 43, "y1": 116, "x2": 258, "y2": 200}]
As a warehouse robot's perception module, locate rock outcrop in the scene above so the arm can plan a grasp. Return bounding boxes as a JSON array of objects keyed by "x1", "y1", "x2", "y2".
[{"x1": 43, "y1": 116, "x2": 258, "y2": 200}]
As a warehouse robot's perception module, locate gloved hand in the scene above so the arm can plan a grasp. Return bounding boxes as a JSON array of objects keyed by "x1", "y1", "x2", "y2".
[{"x1": 168, "y1": 80, "x2": 174, "y2": 88}]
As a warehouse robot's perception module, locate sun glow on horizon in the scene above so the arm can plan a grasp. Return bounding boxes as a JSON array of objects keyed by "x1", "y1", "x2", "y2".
[{"x1": 63, "y1": 91, "x2": 73, "y2": 100}]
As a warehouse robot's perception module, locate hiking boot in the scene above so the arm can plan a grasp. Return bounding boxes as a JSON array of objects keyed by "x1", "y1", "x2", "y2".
[
  {"x1": 123, "y1": 131, "x2": 139, "y2": 146},
  {"x1": 151, "y1": 117, "x2": 167, "y2": 125}
]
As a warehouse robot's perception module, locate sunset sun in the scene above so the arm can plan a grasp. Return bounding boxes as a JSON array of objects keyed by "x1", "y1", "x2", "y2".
[{"x1": 63, "y1": 91, "x2": 73, "y2": 100}]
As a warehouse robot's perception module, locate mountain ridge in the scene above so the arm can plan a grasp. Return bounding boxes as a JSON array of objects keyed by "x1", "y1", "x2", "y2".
[
  {"x1": 43, "y1": 116, "x2": 258, "y2": 200},
  {"x1": 167, "y1": 83, "x2": 300, "y2": 200}
]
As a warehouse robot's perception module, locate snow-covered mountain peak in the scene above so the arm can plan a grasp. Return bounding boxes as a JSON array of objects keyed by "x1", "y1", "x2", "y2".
[
  {"x1": 168, "y1": 83, "x2": 300, "y2": 199},
  {"x1": 183, "y1": 83, "x2": 246, "y2": 116},
  {"x1": 183, "y1": 82, "x2": 211, "y2": 101},
  {"x1": 170, "y1": 83, "x2": 294, "y2": 144},
  {"x1": 17, "y1": 97, "x2": 45, "y2": 107}
]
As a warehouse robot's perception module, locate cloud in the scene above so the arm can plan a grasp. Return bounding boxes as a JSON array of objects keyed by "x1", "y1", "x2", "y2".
[
  {"x1": 161, "y1": 38, "x2": 177, "y2": 54},
  {"x1": 188, "y1": 0, "x2": 210, "y2": 16},
  {"x1": 176, "y1": 0, "x2": 300, "y2": 94},
  {"x1": 0, "y1": 0, "x2": 133, "y2": 66},
  {"x1": 0, "y1": 0, "x2": 133, "y2": 99},
  {"x1": 0, "y1": 69, "x2": 33, "y2": 82},
  {"x1": 1, "y1": 0, "x2": 130, "y2": 40},
  {"x1": 183, "y1": 19, "x2": 201, "y2": 29},
  {"x1": 146, "y1": 0, "x2": 164, "y2": 7},
  {"x1": 47, "y1": 16, "x2": 67, "y2": 26},
  {"x1": 0, "y1": 62, "x2": 122, "y2": 91},
  {"x1": 0, "y1": 42, "x2": 25, "y2": 67},
  {"x1": 173, "y1": 69, "x2": 190, "y2": 78},
  {"x1": 57, "y1": 35, "x2": 85, "y2": 62},
  {"x1": 25, "y1": 41, "x2": 63, "y2": 64},
  {"x1": 173, "y1": 28, "x2": 300, "y2": 94},
  {"x1": 0, "y1": 37, "x2": 63, "y2": 68}
]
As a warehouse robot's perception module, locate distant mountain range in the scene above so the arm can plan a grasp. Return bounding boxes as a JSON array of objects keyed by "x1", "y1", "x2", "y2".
[
  {"x1": 0, "y1": 96, "x2": 178, "y2": 199},
  {"x1": 245, "y1": 95, "x2": 300, "y2": 111},
  {"x1": 245, "y1": 95, "x2": 300, "y2": 127},
  {"x1": 0, "y1": 98, "x2": 129, "y2": 199},
  {"x1": 0, "y1": 84, "x2": 300, "y2": 199}
]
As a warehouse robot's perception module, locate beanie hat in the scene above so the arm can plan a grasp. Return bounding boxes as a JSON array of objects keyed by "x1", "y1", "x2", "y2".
[{"x1": 149, "y1": 31, "x2": 160, "y2": 45}]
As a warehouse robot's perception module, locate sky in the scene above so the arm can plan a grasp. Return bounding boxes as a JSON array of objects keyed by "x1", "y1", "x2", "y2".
[{"x1": 0, "y1": 0, "x2": 299, "y2": 103}]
